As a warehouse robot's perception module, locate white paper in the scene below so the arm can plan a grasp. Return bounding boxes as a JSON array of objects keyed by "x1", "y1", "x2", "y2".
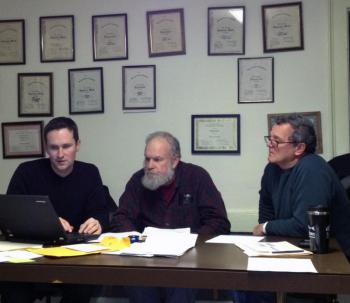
[
  {"x1": 0, "y1": 249, "x2": 42, "y2": 262},
  {"x1": 206, "y1": 235, "x2": 264, "y2": 244},
  {"x1": 63, "y1": 243, "x2": 108, "y2": 253},
  {"x1": 95, "y1": 231, "x2": 141, "y2": 242},
  {"x1": 248, "y1": 257, "x2": 317, "y2": 273},
  {"x1": 0, "y1": 241, "x2": 42, "y2": 251}
]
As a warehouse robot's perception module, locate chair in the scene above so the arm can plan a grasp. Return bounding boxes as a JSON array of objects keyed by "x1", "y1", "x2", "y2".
[{"x1": 329, "y1": 153, "x2": 350, "y2": 199}]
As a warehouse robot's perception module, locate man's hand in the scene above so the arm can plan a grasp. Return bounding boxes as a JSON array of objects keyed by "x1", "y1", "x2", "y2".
[
  {"x1": 253, "y1": 223, "x2": 265, "y2": 236},
  {"x1": 79, "y1": 217, "x2": 101, "y2": 234},
  {"x1": 59, "y1": 217, "x2": 73, "y2": 233}
]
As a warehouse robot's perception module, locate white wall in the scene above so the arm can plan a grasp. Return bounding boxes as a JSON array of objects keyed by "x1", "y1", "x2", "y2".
[{"x1": 0, "y1": 0, "x2": 334, "y2": 231}]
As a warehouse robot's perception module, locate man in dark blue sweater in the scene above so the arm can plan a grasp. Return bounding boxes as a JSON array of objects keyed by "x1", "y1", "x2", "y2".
[
  {"x1": 234, "y1": 114, "x2": 350, "y2": 303},
  {"x1": 1, "y1": 117, "x2": 110, "y2": 303}
]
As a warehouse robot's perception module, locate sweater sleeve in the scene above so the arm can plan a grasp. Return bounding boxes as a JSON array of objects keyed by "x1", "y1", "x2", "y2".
[{"x1": 258, "y1": 165, "x2": 276, "y2": 223}]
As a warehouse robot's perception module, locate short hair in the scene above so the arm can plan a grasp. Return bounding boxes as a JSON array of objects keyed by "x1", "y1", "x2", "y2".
[
  {"x1": 145, "y1": 131, "x2": 181, "y2": 159},
  {"x1": 274, "y1": 114, "x2": 317, "y2": 154},
  {"x1": 44, "y1": 117, "x2": 79, "y2": 143}
]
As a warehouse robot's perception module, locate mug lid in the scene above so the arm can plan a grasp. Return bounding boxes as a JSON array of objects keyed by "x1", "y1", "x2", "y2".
[{"x1": 308, "y1": 205, "x2": 329, "y2": 214}]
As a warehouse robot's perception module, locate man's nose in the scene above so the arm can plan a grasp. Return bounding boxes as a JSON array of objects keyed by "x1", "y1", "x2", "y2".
[{"x1": 57, "y1": 147, "x2": 64, "y2": 158}]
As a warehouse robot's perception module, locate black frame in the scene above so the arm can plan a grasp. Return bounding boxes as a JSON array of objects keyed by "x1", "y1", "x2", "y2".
[
  {"x1": 2, "y1": 121, "x2": 44, "y2": 159},
  {"x1": 122, "y1": 65, "x2": 156, "y2": 110},
  {"x1": 18, "y1": 72, "x2": 53, "y2": 117},
  {"x1": 40, "y1": 15, "x2": 75, "y2": 62},
  {"x1": 68, "y1": 67, "x2": 104, "y2": 114},
  {"x1": 147, "y1": 8, "x2": 186, "y2": 57},
  {"x1": 207, "y1": 6, "x2": 245, "y2": 56},
  {"x1": 191, "y1": 114, "x2": 241, "y2": 154},
  {"x1": 262, "y1": 2, "x2": 304, "y2": 53},
  {"x1": 0, "y1": 19, "x2": 25, "y2": 65},
  {"x1": 92, "y1": 13, "x2": 128, "y2": 61}
]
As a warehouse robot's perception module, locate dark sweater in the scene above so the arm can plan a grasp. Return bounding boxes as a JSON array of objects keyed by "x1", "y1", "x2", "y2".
[
  {"x1": 7, "y1": 158, "x2": 109, "y2": 232},
  {"x1": 259, "y1": 153, "x2": 350, "y2": 254}
]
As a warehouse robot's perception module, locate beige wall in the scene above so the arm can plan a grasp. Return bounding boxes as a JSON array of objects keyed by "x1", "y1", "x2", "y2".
[{"x1": 0, "y1": 0, "x2": 344, "y2": 231}]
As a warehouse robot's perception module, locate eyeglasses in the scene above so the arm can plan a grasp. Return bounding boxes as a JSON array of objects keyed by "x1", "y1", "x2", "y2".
[{"x1": 264, "y1": 136, "x2": 297, "y2": 148}]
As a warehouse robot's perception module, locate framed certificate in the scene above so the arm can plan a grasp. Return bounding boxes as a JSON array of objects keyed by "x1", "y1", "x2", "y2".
[
  {"x1": 191, "y1": 114, "x2": 240, "y2": 154},
  {"x1": 147, "y1": 8, "x2": 186, "y2": 57},
  {"x1": 18, "y1": 73, "x2": 53, "y2": 117},
  {"x1": 2, "y1": 121, "x2": 44, "y2": 159},
  {"x1": 0, "y1": 19, "x2": 25, "y2": 65},
  {"x1": 68, "y1": 67, "x2": 104, "y2": 114},
  {"x1": 92, "y1": 13, "x2": 128, "y2": 61},
  {"x1": 262, "y1": 2, "x2": 304, "y2": 52},
  {"x1": 40, "y1": 15, "x2": 75, "y2": 62},
  {"x1": 267, "y1": 111, "x2": 323, "y2": 154},
  {"x1": 208, "y1": 6, "x2": 245, "y2": 55},
  {"x1": 122, "y1": 65, "x2": 156, "y2": 110},
  {"x1": 238, "y1": 57, "x2": 274, "y2": 104}
]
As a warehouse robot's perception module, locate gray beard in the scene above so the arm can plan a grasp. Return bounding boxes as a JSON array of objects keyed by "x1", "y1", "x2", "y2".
[{"x1": 142, "y1": 168, "x2": 175, "y2": 191}]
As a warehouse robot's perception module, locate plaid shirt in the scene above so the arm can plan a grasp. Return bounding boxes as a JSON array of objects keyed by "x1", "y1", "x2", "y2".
[{"x1": 112, "y1": 161, "x2": 231, "y2": 234}]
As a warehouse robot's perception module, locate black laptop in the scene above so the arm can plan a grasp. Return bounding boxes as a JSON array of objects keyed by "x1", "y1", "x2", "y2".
[{"x1": 0, "y1": 194, "x2": 99, "y2": 246}]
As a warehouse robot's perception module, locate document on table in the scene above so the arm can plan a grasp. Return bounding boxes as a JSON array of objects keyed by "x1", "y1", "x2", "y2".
[
  {"x1": 0, "y1": 241, "x2": 42, "y2": 251},
  {"x1": 105, "y1": 227, "x2": 197, "y2": 257},
  {"x1": 206, "y1": 235, "x2": 264, "y2": 245},
  {"x1": 248, "y1": 257, "x2": 317, "y2": 273}
]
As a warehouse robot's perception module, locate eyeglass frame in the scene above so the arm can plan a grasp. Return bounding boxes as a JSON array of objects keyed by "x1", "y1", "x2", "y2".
[{"x1": 264, "y1": 135, "x2": 299, "y2": 148}]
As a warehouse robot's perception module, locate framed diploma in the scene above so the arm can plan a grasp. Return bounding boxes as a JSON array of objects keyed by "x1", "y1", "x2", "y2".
[
  {"x1": 92, "y1": 13, "x2": 128, "y2": 61},
  {"x1": 40, "y1": 15, "x2": 75, "y2": 62},
  {"x1": 238, "y1": 57, "x2": 274, "y2": 104},
  {"x1": 2, "y1": 121, "x2": 44, "y2": 159},
  {"x1": 267, "y1": 111, "x2": 323, "y2": 154},
  {"x1": 147, "y1": 8, "x2": 186, "y2": 57},
  {"x1": 0, "y1": 19, "x2": 25, "y2": 65},
  {"x1": 262, "y1": 2, "x2": 304, "y2": 52},
  {"x1": 68, "y1": 67, "x2": 104, "y2": 114},
  {"x1": 208, "y1": 6, "x2": 245, "y2": 56},
  {"x1": 191, "y1": 114, "x2": 240, "y2": 154},
  {"x1": 18, "y1": 73, "x2": 53, "y2": 117},
  {"x1": 122, "y1": 65, "x2": 156, "y2": 110}
]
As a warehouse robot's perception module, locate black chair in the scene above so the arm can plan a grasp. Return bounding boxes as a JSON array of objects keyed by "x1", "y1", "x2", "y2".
[{"x1": 329, "y1": 153, "x2": 350, "y2": 199}]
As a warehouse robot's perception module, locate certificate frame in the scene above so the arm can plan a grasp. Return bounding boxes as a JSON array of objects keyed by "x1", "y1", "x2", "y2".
[
  {"x1": 92, "y1": 13, "x2": 128, "y2": 61},
  {"x1": 68, "y1": 67, "x2": 104, "y2": 114},
  {"x1": 0, "y1": 19, "x2": 25, "y2": 65},
  {"x1": 238, "y1": 57, "x2": 274, "y2": 104},
  {"x1": 2, "y1": 121, "x2": 44, "y2": 159},
  {"x1": 208, "y1": 6, "x2": 245, "y2": 56},
  {"x1": 122, "y1": 65, "x2": 156, "y2": 110},
  {"x1": 262, "y1": 2, "x2": 304, "y2": 53},
  {"x1": 40, "y1": 15, "x2": 75, "y2": 62},
  {"x1": 18, "y1": 73, "x2": 53, "y2": 117},
  {"x1": 267, "y1": 111, "x2": 323, "y2": 154},
  {"x1": 147, "y1": 8, "x2": 186, "y2": 57},
  {"x1": 191, "y1": 114, "x2": 240, "y2": 154}
]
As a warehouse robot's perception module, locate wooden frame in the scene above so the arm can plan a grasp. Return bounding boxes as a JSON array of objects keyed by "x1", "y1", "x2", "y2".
[
  {"x1": 18, "y1": 73, "x2": 53, "y2": 117},
  {"x1": 2, "y1": 121, "x2": 44, "y2": 159},
  {"x1": 40, "y1": 15, "x2": 75, "y2": 62},
  {"x1": 208, "y1": 6, "x2": 245, "y2": 55},
  {"x1": 122, "y1": 65, "x2": 156, "y2": 110},
  {"x1": 262, "y1": 2, "x2": 304, "y2": 53},
  {"x1": 68, "y1": 67, "x2": 104, "y2": 114},
  {"x1": 191, "y1": 114, "x2": 240, "y2": 154},
  {"x1": 92, "y1": 13, "x2": 128, "y2": 61},
  {"x1": 0, "y1": 19, "x2": 25, "y2": 64},
  {"x1": 267, "y1": 111, "x2": 323, "y2": 154},
  {"x1": 238, "y1": 57, "x2": 274, "y2": 104},
  {"x1": 147, "y1": 8, "x2": 186, "y2": 57}
]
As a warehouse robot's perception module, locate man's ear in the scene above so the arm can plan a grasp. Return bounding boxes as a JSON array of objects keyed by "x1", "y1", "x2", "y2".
[
  {"x1": 76, "y1": 139, "x2": 81, "y2": 152},
  {"x1": 295, "y1": 143, "x2": 306, "y2": 156},
  {"x1": 172, "y1": 157, "x2": 180, "y2": 169}
]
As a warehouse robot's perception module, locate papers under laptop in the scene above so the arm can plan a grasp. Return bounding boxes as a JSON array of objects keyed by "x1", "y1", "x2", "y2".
[{"x1": 0, "y1": 194, "x2": 98, "y2": 246}]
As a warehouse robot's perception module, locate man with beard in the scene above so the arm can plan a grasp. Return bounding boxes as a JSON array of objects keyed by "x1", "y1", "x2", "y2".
[{"x1": 111, "y1": 131, "x2": 230, "y2": 303}]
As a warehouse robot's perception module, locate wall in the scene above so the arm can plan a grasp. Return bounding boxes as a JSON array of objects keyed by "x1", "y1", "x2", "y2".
[{"x1": 0, "y1": 0, "x2": 333, "y2": 231}]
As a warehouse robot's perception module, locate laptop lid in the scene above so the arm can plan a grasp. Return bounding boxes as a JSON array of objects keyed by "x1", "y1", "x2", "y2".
[{"x1": 0, "y1": 194, "x2": 67, "y2": 244}]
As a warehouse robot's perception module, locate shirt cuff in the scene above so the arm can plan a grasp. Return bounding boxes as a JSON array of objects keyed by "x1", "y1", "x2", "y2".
[{"x1": 262, "y1": 222, "x2": 268, "y2": 234}]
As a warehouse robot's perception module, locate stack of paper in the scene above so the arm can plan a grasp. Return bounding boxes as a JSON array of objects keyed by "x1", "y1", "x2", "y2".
[{"x1": 105, "y1": 227, "x2": 198, "y2": 257}]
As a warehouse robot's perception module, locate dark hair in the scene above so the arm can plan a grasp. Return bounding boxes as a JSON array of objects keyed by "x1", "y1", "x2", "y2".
[
  {"x1": 145, "y1": 131, "x2": 181, "y2": 159},
  {"x1": 275, "y1": 114, "x2": 317, "y2": 154},
  {"x1": 44, "y1": 117, "x2": 79, "y2": 143}
]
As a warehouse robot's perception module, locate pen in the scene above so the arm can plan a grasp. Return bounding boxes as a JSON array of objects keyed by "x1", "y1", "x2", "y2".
[{"x1": 271, "y1": 250, "x2": 304, "y2": 253}]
